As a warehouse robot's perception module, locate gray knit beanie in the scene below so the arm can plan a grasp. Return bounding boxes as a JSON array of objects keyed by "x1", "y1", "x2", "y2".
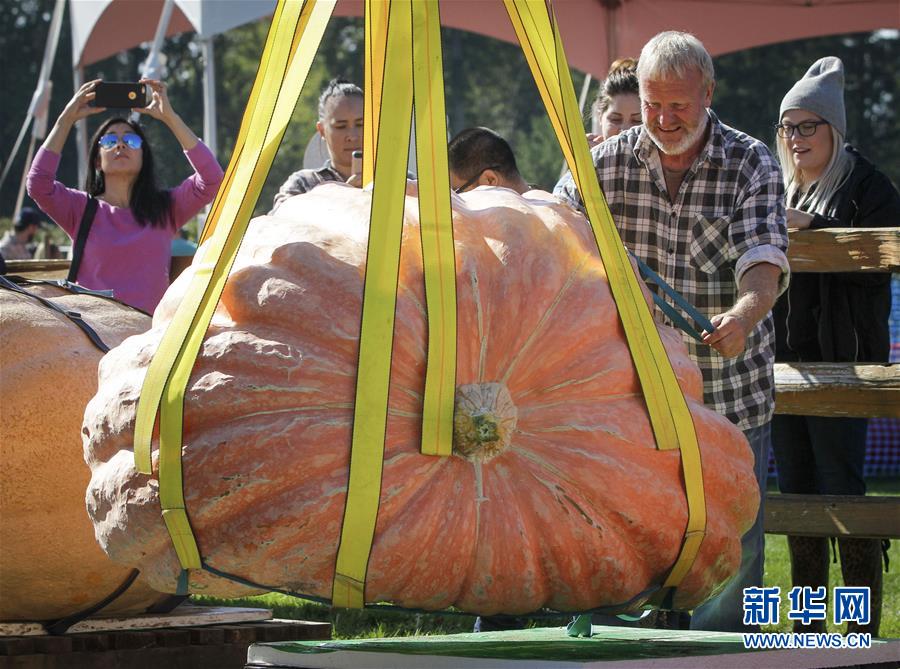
[{"x1": 779, "y1": 56, "x2": 846, "y2": 137}]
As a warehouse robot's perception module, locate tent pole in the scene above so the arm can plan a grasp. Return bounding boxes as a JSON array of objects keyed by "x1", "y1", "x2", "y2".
[
  {"x1": 201, "y1": 36, "x2": 217, "y2": 160},
  {"x1": 558, "y1": 73, "x2": 593, "y2": 179},
  {"x1": 14, "y1": 138, "x2": 38, "y2": 218},
  {"x1": 604, "y1": 1, "x2": 619, "y2": 74},
  {"x1": 73, "y1": 65, "x2": 88, "y2": 190},
  {"x1": 132, "y1": 0, "x2": 175, "y2": 124},
  {"x1": 1, "y1": 0, "x2": 65, "y2": 210},
  {"x1": 198, "y1": 34, "x2": 217, "y2": 239}
]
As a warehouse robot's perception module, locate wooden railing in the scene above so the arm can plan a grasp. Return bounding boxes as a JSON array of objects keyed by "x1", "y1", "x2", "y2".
[
  {"x1": 767, "y1": 227, "x2": 900, "y2": 540},
  {"x1": 4, "y1": 258, "x2": 71, "y2": 279},
  {"x1": 4, "y1": 256, "x2": 192, "y2": 283}
]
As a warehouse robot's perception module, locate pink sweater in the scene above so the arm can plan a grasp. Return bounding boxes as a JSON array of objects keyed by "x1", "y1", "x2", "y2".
[{"x1": 27, "y1": 143, "x2": 223, "y2": 313}]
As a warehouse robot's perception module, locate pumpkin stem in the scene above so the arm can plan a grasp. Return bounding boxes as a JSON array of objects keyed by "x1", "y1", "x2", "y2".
[{"x1": 452, "y1": 382, "x2": 517, "y2": 462}]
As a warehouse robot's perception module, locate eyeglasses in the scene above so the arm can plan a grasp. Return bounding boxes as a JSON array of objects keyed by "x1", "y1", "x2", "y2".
[
  {"x1": 773, "y1": 121, "x2": 829, "y2": 139},
  {"x1": 454, "y1": 165, "x2": 503, "y2": 194},
  {"x1": 98, "y1": 132, "x2": 143, "y2": 151}
]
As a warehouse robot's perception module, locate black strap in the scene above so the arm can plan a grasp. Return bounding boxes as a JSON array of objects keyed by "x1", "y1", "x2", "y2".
[
  {"x1": 0, "y1": 275, "x2": 110, "y2": 353},
  {"x1": 630, "y1": 252, "x2": 716, "y2": 342},
  {"x1": 43, "y1": 569, "x2": 141, "y2": 635},
  {"x1": 67, "y1": 196, "x2": 99, "y2": 283}
]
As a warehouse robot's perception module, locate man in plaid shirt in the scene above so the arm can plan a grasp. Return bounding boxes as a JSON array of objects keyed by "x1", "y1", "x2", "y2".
[{"x1": 555, "y1": 32, "x2": 789, "y2": 632}]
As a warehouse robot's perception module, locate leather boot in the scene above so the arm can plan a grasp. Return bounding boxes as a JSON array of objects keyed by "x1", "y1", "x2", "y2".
[
  {"x1": 788, "y1": 535, "x2": 829, "y2": 633},
  {"x1": 837, "y1": 538, "x2": 882, "y2": 637}
]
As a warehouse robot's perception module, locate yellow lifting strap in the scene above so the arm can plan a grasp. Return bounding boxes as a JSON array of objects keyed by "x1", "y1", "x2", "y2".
[
  {"x1": 132, "y1": 0, "x2": 336, "y2": 572},
  {"x1": 333, "y1": 0, "x2": 410, "y2": 609},
  {"x1": 412, "y1": 0, "x2": 457, "y2": 458},
  {"x1": 362, "y1": 0, "x2": 387, "y2": 187},
  {"x1": 503, "y1": 0, "x2": 706, "y2": 602},
  {"x1": 332, "y1": 0, "x2": 458, "y2": 608}
]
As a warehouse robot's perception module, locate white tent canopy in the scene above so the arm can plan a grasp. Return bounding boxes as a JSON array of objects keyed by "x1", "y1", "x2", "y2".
[
  {"x1": 69, "y1": 0, "x2": 276, "y2": 69},
  {"x1": 6, "y1": 0, "x2": 896, "y2": 218}
]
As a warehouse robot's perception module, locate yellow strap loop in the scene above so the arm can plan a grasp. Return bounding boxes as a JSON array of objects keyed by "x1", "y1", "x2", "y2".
[
  {"x1": 133, "y1": 0, "x2": 335, "y2": 572},
  {"x1": 502, "y1": 0, "x2": 706, "y2": 600},
  {"x1": 412, "y1": 0, "x2": 456, "y2": 457},
  {"x1": 362, "y1": 0, "x2": 389, "y2": 185},
  {"x1": 332, "y1": 0, "x2": 414, "y2": 609}
]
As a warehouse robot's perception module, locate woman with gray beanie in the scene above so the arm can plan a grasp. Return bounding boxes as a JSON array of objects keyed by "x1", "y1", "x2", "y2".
[{"x1": 771, "y1": 56, "x2": 900, "y2": 637}]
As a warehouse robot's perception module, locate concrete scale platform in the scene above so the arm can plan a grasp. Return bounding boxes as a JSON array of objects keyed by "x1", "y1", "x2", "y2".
[{"x1": 245, "y1": 624, "x2": 900, "y2": 669}]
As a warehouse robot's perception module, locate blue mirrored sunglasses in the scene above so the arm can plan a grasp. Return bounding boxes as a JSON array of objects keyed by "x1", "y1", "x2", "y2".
[{"x1": 98, "y1": 132, "x2": 143, "y2": 151}]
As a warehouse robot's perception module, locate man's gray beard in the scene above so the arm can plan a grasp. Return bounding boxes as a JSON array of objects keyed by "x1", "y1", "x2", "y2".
[{"x1": 648, "y1": 115, "x2": 709, "y2": 156}]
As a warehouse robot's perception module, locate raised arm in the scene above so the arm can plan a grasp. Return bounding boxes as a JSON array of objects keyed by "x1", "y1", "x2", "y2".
[{"x1": 41, "y1": 80, "x2": 105, "y2": 155}]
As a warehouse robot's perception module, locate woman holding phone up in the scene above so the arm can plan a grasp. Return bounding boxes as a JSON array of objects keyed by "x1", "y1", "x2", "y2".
[{"x1": 26, "y1": 78, "x2": 223, "y2": 314}]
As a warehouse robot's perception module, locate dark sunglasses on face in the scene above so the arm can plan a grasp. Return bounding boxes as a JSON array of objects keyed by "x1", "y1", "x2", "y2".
[
  {"x1": 454, "y1": 165, "x2": 503, "y2": 194},
  {"x1": 773, "y1": 120, "x2": 829, "y2": 139},
  {"x1": 98, "y1": 132, "x2": 143, "y2": 151}
]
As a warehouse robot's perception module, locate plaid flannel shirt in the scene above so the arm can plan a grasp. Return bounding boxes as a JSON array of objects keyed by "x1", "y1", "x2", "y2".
[{"x1": 554, "y1": 110, "x2": 789, "y2": 430}]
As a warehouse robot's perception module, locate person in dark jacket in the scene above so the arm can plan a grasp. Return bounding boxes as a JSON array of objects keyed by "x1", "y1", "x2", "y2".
[{"x1": 772, "y1": 56, "x2": 900, "y2": 637}]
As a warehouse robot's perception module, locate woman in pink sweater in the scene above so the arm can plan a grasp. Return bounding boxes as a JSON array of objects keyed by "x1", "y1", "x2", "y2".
[{"x1": 27, "y1": 79, "x2": 224, "y2": 314}]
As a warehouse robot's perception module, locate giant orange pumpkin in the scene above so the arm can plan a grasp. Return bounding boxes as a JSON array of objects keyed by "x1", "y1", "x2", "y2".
[
  {"x1": 0, "y1": 284, "x2": 173, "y2": 621},
  {"x1": 84, "y1": 184, "x2": 758, "y2": 614}
]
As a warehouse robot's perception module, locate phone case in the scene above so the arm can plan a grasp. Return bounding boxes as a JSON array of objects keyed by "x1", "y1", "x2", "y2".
[{"x1": 90, "y1": 83, "x2": 149, "y2": 109}]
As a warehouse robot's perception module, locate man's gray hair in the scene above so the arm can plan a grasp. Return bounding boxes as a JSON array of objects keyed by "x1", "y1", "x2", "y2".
[{"x1": 637, "y1": 31, "x2": 715, "y2": 87}]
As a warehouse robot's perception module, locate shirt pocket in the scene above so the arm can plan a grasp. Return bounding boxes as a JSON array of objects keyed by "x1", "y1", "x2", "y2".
[{"x1": 689, "y1": 213, "x2": 732, "y2": 274}]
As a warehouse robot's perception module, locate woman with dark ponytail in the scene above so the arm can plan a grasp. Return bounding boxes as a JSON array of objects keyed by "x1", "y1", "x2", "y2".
[
  {"x1": 586, "y1": 57, "x2": 642, "y2": 147},
  {"x1": 270, "y1": 78, "x2": 364, "y2": 212},
  {"x1": 27, "y1": 78, "x2": 223, "y2": 313}
]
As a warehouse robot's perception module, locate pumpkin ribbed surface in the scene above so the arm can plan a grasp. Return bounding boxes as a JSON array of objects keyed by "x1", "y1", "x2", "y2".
[
  {"x1": 0, "y1": 285, "x2": 171, "y2": 621},
  {"x1": 84, "y1": 184, "x2": 758, "y2": 613}
]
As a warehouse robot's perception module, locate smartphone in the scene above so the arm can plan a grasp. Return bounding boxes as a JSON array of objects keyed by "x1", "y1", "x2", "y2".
[
  {"x1": 89, "y1": 82, "x2": 149, "y2": 109},
  {"x1": 351, "y1": 150, "x2": 363, "y2": 175}
]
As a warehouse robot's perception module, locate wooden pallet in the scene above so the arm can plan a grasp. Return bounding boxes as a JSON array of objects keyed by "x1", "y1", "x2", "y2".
[{"x1": 0, "y1": 606, "x2": 330, "y2": 669}]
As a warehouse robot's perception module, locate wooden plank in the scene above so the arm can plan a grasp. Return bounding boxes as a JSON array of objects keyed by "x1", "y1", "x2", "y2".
[
  {"x1": 188, "y1": 626, "x2": 226, "y2": 646},
  {"x1": 69, "y1": 633, "x2": 111, "y2": 653},
  {"x1": 0, "y1": 605, "x2": 272, "y2": 637},
  {"x1": 30, "y1": 636, "x2": 73, "y2": 654},
  {"x1": 153, "y1": 628, "x2": 191, "y2": 647},
  {"x1": 0, "y1": 637, "x2": 35, "y2": 656},
  {"x1": 0, "y1": 621, "x2": 329, "y2": 668},
  {"x1": 787, "y1": 227, "x2": 900, "y2": 273},
  {"x1": 4, "y1": 259, "x2": 71, "y2": 274},
  {"x1": 110, "y1": 630, "x2": 157, "y2": 651},
  {"x1": 765, "y1": 493, "x2": 900, "y2": 539},
  {"x1": 774, "y1": 362, "x2": 899, "y2": 418},
  {"x1": 3, "y1": 258, "x2": 71, "y2": 280},
  {"x1": 217, "y1": 624, "x2": 258, "y2": 646}
]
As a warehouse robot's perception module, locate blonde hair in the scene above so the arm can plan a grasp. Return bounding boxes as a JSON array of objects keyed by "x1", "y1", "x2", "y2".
[{"x1": 776, "y1": 124, "x2": 854, "y2": 215}]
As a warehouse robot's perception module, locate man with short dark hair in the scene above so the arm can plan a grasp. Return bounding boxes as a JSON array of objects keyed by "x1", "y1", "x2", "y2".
[
  {"x1": 448, "y1": 127, "x2": 530, "y2": 195},
  {"x1": 0, "y1": 207, "x2": 43, "y2": 261},
  {"x1": 555, "y1": 31, "x2": 789, "y2": 633}
]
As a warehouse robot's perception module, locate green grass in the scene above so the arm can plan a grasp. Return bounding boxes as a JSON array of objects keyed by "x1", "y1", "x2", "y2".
[
  {"x1": 194, "y1": 478, "x2": 899, "y2": 640},
  {"x1": 760, "y1": 479, "x2": 899, "y2": 636},
  {"x1": 191, "y1": 593, "x2": 479, "y2": 639}
]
